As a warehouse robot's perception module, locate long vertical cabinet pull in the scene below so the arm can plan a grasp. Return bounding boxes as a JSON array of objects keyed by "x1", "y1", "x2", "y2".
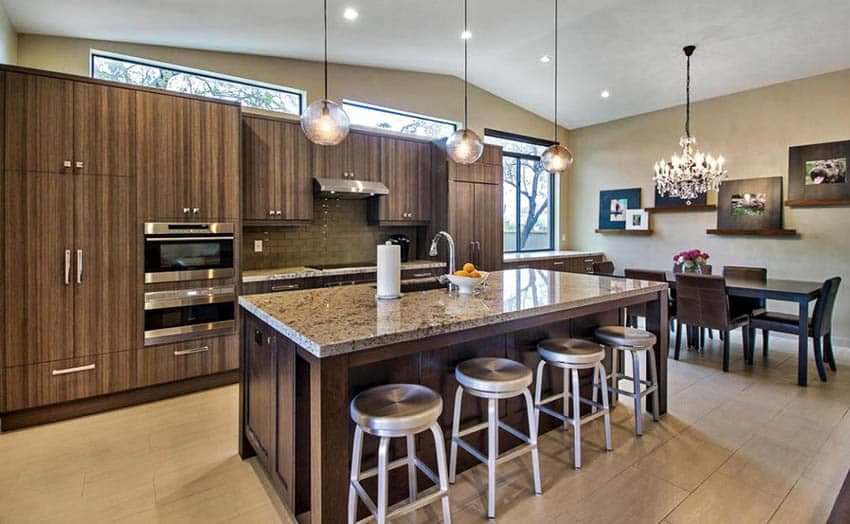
[
  {"x1": 76, "y1": 249, "x2": 84, "y2": 284},
  {"x1": 64, "y1": 249, "x2": 72, "y2": 285}
]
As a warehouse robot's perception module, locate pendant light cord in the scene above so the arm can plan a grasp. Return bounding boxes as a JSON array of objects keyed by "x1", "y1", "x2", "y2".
[
  {"x1": 324, "y1": 0, "x2": 329, "y2": 100},
  {"x1": 685, "y1": 51, "x2": 691, "y2": 138},
  {"x1": 553, "y1": 0, "x2": 558, "y2": 143},
  {"x1": 463, "y1": 0, "x2": 469, "y2": 129}
]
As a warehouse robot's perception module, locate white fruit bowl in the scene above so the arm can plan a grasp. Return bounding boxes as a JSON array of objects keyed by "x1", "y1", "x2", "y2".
[{"x1": 447, "y1": 271, "x2": 489, "y2": 295}]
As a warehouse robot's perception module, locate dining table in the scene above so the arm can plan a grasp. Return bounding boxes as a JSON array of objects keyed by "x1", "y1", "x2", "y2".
[{"x1": 616, "y1": 271, "x2": 824, "y2": 386}]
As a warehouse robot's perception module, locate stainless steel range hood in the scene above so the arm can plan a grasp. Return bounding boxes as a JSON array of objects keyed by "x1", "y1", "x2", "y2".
[{"x1": 313, "y1": 177, "x2": 389, "y2": 199}]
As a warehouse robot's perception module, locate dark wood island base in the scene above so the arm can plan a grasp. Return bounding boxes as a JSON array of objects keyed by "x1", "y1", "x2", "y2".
[{"x1": 238, "y1": 270, "x2": 668, "y2": 523}]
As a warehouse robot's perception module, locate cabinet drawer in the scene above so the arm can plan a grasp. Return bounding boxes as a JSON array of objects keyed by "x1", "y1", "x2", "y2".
[
  {"x1": 4, "y1": 352, "x2": 133, "y2": 411},
  {"x1": 242, "y1": 279, "x2": 309, "y2": 295},
  {"x1": 136, "y1": 334, "x2": 239, "y2": 387},
  {"x1": 402, "y1": 267, "x2": 441, "y2": 280}
]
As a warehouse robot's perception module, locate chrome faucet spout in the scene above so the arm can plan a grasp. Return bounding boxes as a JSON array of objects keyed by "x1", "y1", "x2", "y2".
[{"x1": 430, "y1": 231, "x2": 456, "y2": 290}]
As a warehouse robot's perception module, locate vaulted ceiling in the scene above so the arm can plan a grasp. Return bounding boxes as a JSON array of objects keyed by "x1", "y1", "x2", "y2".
[{"x1": 4, "y1": 0, "x2": 850, "y2": 128}]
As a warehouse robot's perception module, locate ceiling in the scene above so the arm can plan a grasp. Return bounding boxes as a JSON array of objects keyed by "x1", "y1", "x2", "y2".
[{"x1": 4, "y1": 0, "x2": 850, "y2": 128}]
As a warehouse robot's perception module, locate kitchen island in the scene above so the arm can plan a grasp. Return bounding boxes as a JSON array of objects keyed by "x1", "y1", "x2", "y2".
[{"x1": 238, "y1": 269, "x2": 668, "y2": 523}]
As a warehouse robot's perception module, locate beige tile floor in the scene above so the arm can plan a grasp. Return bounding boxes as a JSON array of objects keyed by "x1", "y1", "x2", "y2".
[{"x1": 1, "y1": 333, "x2": 849, "y2": 523}]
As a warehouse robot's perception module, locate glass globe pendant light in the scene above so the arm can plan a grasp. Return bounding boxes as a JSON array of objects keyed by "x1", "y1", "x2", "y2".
[
  {"x1": 301, "y1": 0, "x2": 350, "y2": 145},
  {"x1": 446, "y1": 0, "x2": 484, "y2": 164},
  {"x1": 541, "y1": 0, "x2": 573, "y2": 173}
]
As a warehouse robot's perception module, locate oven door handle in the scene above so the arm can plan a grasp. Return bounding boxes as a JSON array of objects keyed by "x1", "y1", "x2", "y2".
[
  {"x1": 145, "y1": 236, "x2": 234, "y2": 242},
  {"x1": 144, "y1": 293, "x2": 235, "y2": 310}
]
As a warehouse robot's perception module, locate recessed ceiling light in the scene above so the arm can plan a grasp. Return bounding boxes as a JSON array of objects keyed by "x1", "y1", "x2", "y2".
[
  {"x1": 540, "y1": 55, "x2": 551, "y2": 63},
  {"x1": 601, "y1": 90, "x2": 610, "y2": 98},
  {"x1": 343, "y1": 7, "x2": 358, "y2": 21},
  {"x1": 460, "y1": 30, "x2": 472, "y2": 40}
]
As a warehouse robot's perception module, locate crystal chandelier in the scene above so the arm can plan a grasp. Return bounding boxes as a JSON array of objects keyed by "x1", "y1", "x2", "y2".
[
  {"x1": 653, "y1": 45, "x2": 725, "y2": 204},
  {"x1": 541, "y1": 0, "x2": 573, "y2": 173}
]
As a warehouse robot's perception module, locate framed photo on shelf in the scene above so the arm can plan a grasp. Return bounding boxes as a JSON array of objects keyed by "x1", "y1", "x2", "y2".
[
  {"x1": 625, "y1": 209, "x2": 650, "y2": 230},
  {"x1": 716, "y1": 176, "x2": 783, "y2": 230},
  {"x1": 788, "y1": 140, "x2": 850, "y2": 204},
  {"x1": 598, "y1": 188, "x2": 641, "y2": 230}
]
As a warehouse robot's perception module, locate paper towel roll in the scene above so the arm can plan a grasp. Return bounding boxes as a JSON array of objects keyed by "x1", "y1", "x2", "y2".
[{"x1": 376, "y1": 242, "x2": 401, "y2": 299}]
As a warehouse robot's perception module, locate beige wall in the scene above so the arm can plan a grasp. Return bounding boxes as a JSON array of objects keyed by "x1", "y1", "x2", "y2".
[
  {"x1": 566, "y1": 68, "x2": 850, "y2": 339},
  {"x1": 16, "y1": 34, "x2": 566, "y2": 142},
  {"x1": 0, "y1": 3, "x2": 17, "y2": 64}
]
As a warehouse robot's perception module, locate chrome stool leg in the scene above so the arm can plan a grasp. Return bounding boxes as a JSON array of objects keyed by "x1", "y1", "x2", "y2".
[
  {"x1": 406, "y1": 434, "x2": 417, "y2": 503},
  {"x1": 448, "y1": 385, "x2": 463, "y2": 484},
  {"x1": 631, "y1": 350, "x2": 644, "y2": 436},
  {"x1": 647, "y1": 348, "x2": 660, "y2": 422},
  {"x1": 598, "y1": 362, "x2": 613, "y2": 451},
  {"x1": 487, "y1": 398, "x2": 498, "y2": 519},
  {"x1": 521, "y1": 389, "x2": 542, "y2": 494},
  {"x1": 348, "y1": 425, "x2": 364, "y2": 524},
  {"x1": 429, "y1": 422, "x2": 452, "y2": 524},
  {"x1": 534, "y1": 360, "x2": 546, "y2": 433},
  {"x1": 376, "y1": 437, "x2": 390, "y2": 524},
  {"x1": 571, "y1": 368, "x2": 582, "y2": 468},
  {"x1": 610, "y1": 346, "x2": 619, "y2": 405}
]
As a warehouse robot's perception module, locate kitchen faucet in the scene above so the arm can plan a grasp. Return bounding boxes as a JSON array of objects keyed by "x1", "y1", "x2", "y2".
[{"x1": 429, "y1": 231, "x2": 456, "y2": 290}]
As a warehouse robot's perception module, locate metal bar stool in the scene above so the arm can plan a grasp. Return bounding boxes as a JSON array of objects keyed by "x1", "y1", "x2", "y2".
[
  {"x1": 534, "y1": 338, "x2": 612, "y2": 469},
  {"x1": 448, "y1": 357, "x2": 541, "y2": 519},
  {"x1": 348, "y1": 384, "x2": 451, "y2": 524},
  {"x1": 594, "y1": 326, "x2": 660, "y2": 436}
]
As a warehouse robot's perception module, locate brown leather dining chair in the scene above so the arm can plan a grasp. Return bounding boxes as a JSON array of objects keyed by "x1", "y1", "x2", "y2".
[
  {"x1": 623, "y1": 269, "x2": 672, "y2": 329},
  {"x1": 674, "y1": 273, "x2": 752, "y2": 371},
  {"x1": 750, "y1": 277, "x2": 841, "y2": 382},
  {"x1": 723, "y1": 266, "x2": 769, "y2": 354},
  {"x1": 672, "y1": 264, "x2": 713, "y2": 348},
  {"x1": 592, "y1": 260, "x2": 615, "y2": 275}
]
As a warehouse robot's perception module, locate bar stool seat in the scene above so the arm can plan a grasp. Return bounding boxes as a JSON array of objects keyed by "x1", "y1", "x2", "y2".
[
  {"x1": 348, "y1": 384, "x2": 451, "y2": 524},
  {"x1": 594, "y1": 326, "x2": 656, "y2": 349},
  {"x1": 537, "y1": 338, "x2": 606, "y2": 366},
  {"x1": 350, "y1": 384, "x2": 442, "y2": 437},
  {"x1": 456, "y1": 357, "x2": 533, "y2": 395}
]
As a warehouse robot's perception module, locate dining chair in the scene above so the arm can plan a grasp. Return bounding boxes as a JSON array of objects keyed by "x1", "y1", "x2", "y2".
[
  {"x1": 672, "y1": 264, "x2": 714, "y2": 348},
  {"x1": 674, "y1": 273, "x2": 752, "y2": 371},
  {"x1": 750, "y1": 277, "x2": 841, "y2": 382},
  {"x1": 592, "y1": 260, "x2": 615, "y2": 275},
  {"x1": 723, "y1": 266, "x2": 769, "y2": 355},
  {"x1": 623, "y1": 269, "x2": 673, "y2": 332}
]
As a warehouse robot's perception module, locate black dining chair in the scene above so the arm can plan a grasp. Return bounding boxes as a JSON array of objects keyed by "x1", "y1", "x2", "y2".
[
  {"x1": 592, "y1": 260, "x2": 615, "y2": 275},
  {"x1": 723, "y1": 266, "x2": 769, "y2": 354},
  {"x1": 750, "y1": 277, "x2": 841, "y2": 382},
  {"x1": 675, "y1": 273, "x2": 751, "y2": 371}
]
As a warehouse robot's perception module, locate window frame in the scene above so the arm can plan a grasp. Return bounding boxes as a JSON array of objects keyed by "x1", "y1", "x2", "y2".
[
  {"x1": 485, "y1": 129, "x2": 557, "y2": 254},
  {"x1": 89, "y1": 50, "x2": 306, "y2": 115},
  {"x1": 342, "y1": 99, "x2": 459, "y2": 137}
]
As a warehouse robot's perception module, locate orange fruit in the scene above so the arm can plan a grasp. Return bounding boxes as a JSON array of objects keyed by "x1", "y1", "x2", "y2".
[
  {"x1": 469, "y1": 271, "x2": 481, "y2": 278},
  {"x1": 453, "y1": 270, "x2": 469, "y2": 277},
  {"x1": 463, "y1": 263, "x2": 476, "y2": 273}
]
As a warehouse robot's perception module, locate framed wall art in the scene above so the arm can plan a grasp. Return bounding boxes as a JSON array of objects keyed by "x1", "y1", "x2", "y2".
[
  {"x1": 625, "y1": 209, "x2": 650, "y2": 230},
  {"x1": 787, "y1": 140, "x2": 850, "y2": 205},
  {"x1": 598, "y1": 188, "x2": 641, "y2": 230},
  {"x1": 716, "y1": 176, "x2": 784, "y2": 231}
]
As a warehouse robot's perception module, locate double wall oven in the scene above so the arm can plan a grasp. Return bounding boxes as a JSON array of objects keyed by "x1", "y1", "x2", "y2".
[{"x1": 143, "y1": 223, "x2": 237, "y2": 345}]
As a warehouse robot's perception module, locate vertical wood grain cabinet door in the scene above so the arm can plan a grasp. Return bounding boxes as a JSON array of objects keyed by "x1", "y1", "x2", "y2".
[
  {"x1": 278, "y1": 121, "x2": 313, "y2": 222},
  {"x1": 4, "y1": 72, "x2": 74, "y2": 174},
  {"x1": 413, "y1": 141, "x2": 432, "y2": 221},
  {"x1": 73, "y1": 82, "x2": 135, "y2": 177},
  {"x1": 242, "y1": 116, "x2": 280, "y2": 221},
  {"x1": 315, "y1": 132, "x2": 380, "y2": 180},
  {"x1": 246, "y1": 322, "x2": 276, "y2": 462},
  {"x1": 190, "y1": 101, "x2": 240, "y2": 220},
  {"x1": 449, "y1": 180, "x2": 476, "y2": 267},
  {"x1": 377, "y1": 137, "x2": 411, "y2": 221},
  {"x1": 473, "y1": 183, "x2": 503, "y2": 271},
  {"x1": 4, "y1": 172, "x2": 75, "y2": 366},
  {"x1": 135, "y1": 91, "x2": 190, "y2": 220},
  {"x1": 73, "y1": 175, "x2": 137, "y2": 356}
]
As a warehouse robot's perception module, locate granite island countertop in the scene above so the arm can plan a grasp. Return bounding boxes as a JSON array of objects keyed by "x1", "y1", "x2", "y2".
[
  {"x1": 242, "y1": 260, "x2": 445, "y2": 283},
  {"x1": 503, "y1": 250, "x2": 604, "y2": 263},
  {"x1": 239, "y1": 269, "x2": 667, "y2": 358}
]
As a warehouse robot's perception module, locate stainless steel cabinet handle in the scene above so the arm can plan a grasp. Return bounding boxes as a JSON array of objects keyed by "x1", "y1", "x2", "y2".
[
  {"x1": 173, "y1": 345, "x2": 209, "y2": 356},
  {"x1": 276, "y1": 210, "x2": 282, "y2": 216},
  {"x1": 192, "y1": 208, "x2": 200, "y2": 214},
  {"x1": 63, "y1": 160, "x2": 72, "y2": 168},
  {"x1": 183, "y1": 207, "x2": 191, "y2": 214},
  {"x1": 269, "y1": 210, "x2": 275, "y2": 216},
  {"x1": 75, "y1": 161, "x2": 84, "y2": 169},
  {"x1": 271, "y1": 283, "x2": 300, "y2": 291},
  {"x1": 412, "y1": 272, "x2": 432, "y2": 278},
  {"x1": 64, "y1": 250, "x2": 71, "y2": 285},
  {"x1": 52, "y1": 363, "x2": 96, "y2": 376},
  {"x1": 552, "y1": 261, "x2": 565, "y2": 266},
  {"x1": 76, "y1": 249, "x2": 83, "y2": 283}
]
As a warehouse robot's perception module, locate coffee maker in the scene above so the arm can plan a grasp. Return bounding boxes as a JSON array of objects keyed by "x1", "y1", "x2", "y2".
[{"x1": 388, "y1": 234, "x2": 411, "y2": 262}]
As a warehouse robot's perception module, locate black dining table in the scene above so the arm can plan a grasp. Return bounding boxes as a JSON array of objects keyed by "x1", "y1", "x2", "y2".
[{"x1": 614, "y1": 271, "x2": 823, "y2": 386}]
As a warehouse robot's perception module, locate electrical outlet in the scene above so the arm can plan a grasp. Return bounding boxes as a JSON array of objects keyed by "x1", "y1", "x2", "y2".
[
  {"x1": 254, "y1": 240, "x2": 263, "y2": 253},
  {"x1": 561, "y1": 234, "x2": 566, "y2": 242}
]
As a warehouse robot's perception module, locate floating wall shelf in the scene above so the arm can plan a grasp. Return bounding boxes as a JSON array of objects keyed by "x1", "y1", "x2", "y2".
[
  {"x1": 706, "y1": 229, "x2": 798, "y2": 236},
  {"x1": 645, "y1": 204, "x2": 716, "y2": 213},
  {"x1": 785, "y1": 199, "x2": 850, "y2": 207},
  {"x1": 594, "y1": 228, "x2": 653, "y2": 235}
]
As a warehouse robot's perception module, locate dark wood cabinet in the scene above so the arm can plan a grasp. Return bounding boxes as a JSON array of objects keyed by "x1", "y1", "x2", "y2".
[
  {"x1": 136, "y1": 91, "x2": 239, "y2": 220},
  {"x1": 245, "y1": 319, "x2": 277, "y2": 462},
  {"x1": 243, "y1": 115, "x2": 313, "y2": 223},
  {"x1": 73, "y1": 175, "x2": 137, "y2": 356},
  {"x1": 448, "y1": 145, "x2": 503, "y2": 185},
  {"x1": 313, "y1": 131, "x2": 380, "y2": 180},
  {"x1": 449, "y1": 181, "x2": 503, "y2": 271},
  {"x1": 370, "y1": 137, "x2": 431, "y2": 224},
  {"x1": 3, "y1": 172, "x2": 75, "y2": 366},
  {"x1": 502, "y1": 255, "x2": 604, "y2": 273},
  {"x1": 73, "y1": 82, "x2": 135, "y2": 177},
  {"x1": 4, "y1": 72, "x2": 74, "y2": 174}
]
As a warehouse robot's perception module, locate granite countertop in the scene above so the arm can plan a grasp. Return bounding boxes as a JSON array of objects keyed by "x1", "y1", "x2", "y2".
[
  {"x1": 239, "y1": 269, "x2": 667, "y2": 358},
  {"x1": 242, "y1": 260, "x2": 446, "y2": 283},
  {"x1": 503, "y1": 250, "x2": 604, "y2": 263}
]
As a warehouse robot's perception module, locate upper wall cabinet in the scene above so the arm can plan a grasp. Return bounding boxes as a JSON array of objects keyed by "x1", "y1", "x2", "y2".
[
  {"x1": 313, "y1": 131, "x2": 381, "y2": 181},
  {"x1": 74, "y1": 82, "x2": 136, "y2": 177},
  {"x1": 369, "y1": 137, "x2": 432, "y2": 224},
  {"x1": 242, "y1": 115, "x2": 313, "y2": 223},
  {"x1": 136, "y1": 91, "x2": 239, "y2": 220},
  {"x1": 448, "y1": 144, "x2": 503, "y2": 185}
]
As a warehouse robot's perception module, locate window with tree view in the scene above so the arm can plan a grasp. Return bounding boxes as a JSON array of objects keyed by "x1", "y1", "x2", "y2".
[
  {"x1": 342, "y1": 100, "x2": 457, "y2": 138},
  {"x1": 91, "y1": 53, "x2": 303, "y2": 114},
  {"x1": 485, "y1": 132, "x2": 556, "y2": 253}
]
